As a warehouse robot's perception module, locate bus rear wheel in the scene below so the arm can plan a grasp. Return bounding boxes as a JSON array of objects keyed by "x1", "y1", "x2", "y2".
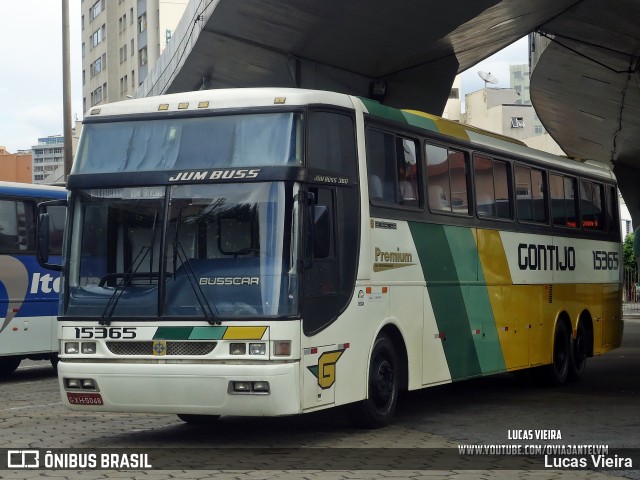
[
  {"x1": 546, "y1": 321, "x2": 570, "y2": 385},
  {"x1": 568, "y1": 322, "x2": 588, "y2": 381},
  {"x1": 0, "y1": 356, "x2": 21, "y2": 376},
  {"x1": 177, "y1": 414, "x2": 220, "y2": 425},
  {"x1": 347, "y1": 333, "x2": 399, "y2": 429}
]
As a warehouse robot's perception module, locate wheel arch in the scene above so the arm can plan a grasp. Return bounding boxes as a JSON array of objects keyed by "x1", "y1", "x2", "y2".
[
  {"x1": 376, "y1": 322, "x2": 409, "y2": 391},
  {"x1": 577, "y1": 310, "x2": 595, "y2": 358}
]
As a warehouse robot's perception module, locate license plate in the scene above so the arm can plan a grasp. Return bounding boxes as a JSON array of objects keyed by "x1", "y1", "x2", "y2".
[{"x1": 67, "y1": 392, "x2": 104, "y2": 406}]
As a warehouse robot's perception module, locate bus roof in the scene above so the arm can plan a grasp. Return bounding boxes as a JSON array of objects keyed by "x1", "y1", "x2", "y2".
[
  {"x1": 0, "y1": 181, "x2": 66, "y2": 198},
  {"x1": 87, "y1": 88, "x2": 355, "y2": 118},
  {"x1": 86, "y1": 88, "x2": 614, "y2": 182}
]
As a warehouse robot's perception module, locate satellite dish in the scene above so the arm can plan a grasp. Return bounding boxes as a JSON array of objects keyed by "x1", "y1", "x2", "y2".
[{"x1": 478, "y1": 71, "x2": 499, "y2": 88}]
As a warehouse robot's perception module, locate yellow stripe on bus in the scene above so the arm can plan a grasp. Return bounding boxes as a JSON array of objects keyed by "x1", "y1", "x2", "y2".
[{"x1": 222, "y1": 326, "x2": 268, "y2": 340}]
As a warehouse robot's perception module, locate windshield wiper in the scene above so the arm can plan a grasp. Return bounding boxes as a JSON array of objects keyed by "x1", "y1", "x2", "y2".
[
  {"x1": 171, "y1": 206, "x2": 220, "y2": 325},
  {"x1": 100, "y1": 246, "x2": 151, "y2": 326},
  {"x1": 172, "y1": 239, "x2": 220, "y2": 325},
  {"x1": 100, "y1": 213, "x2": 160, "y2": 325}
]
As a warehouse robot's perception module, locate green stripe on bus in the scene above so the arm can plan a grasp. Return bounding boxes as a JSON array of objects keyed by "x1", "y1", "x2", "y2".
[
  {"x1": 443, "y1": 226, "x2": 506, "y2": 374},
  {"x1": 409, "y1": 222, "x2": 482, "y2": 379},
  {"x1": 359, "y1": 98, "x2": 409, "y2": 124},
  {"x1": 189, "y1": 326, "x2": 227, "y2": 340},
  {"x1": 153, "y1": 327, "x2": 194, "y2": 340}
]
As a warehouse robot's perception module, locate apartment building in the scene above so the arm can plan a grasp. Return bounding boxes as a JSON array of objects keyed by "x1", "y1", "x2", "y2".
[{"x1": 81, "y1": 0, "x2": 188, "y2": 114}]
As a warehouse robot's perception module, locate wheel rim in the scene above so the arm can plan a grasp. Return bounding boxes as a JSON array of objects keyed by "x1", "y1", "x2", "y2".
[
  {"x1": 574, "y1": 333, "x2": 587, "y2": 370},
  {"x1": 371, "y1": 357, "x2": 394, "y2": 412},
  {"x1": 554, "y1": 330, "x2": 568, "y2": 374}
]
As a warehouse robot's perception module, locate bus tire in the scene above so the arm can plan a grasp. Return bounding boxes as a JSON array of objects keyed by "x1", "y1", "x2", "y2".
[
  {"x1": 546, "y1": 321, "x2": 570, "y2": 385},
  {"x1": 568, "y1": 322, "x2": 587, "y2": 381},
  {"x1": 347, "y1": 333, "x2": 399, "y2": 429},
  {"x1": 0, "y1": 356, "x2": 21, "y2": 376},
  {"x1": 50, "y1": 354, "x2": 60, "y2": 372},
  {"x1": 177, "y1": 414, "x2": 220, "y2": 425}
]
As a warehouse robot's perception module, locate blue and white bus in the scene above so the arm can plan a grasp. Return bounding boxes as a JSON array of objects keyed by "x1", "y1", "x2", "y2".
[{"x1": 0, "y1": 181, "x2": 66, "y2": 375}]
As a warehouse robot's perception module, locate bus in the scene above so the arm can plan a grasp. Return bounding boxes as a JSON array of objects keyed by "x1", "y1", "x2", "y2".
[
  {"x1": 38, "y1": 88, "x2": 623, "y2": 427},
  {"x1": 0, "y1": 181, "x2": 66, "y2": 375}
]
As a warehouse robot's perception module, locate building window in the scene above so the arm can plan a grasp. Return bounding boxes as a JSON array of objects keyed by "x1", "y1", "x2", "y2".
[
  {"x1": 138, "y1": 13, "x2": 147, "y2": 34},
  {"x1": 91, "y1": 25, "x2": 105, "y2": 48},
  {"x1": 511, "y1": 117, "x2": 525, "y2": 128},
  {"x1": 90, "y1": 0, "x2": 104, "y2": 21},
  {"x1": 139, "y1": 46, "x2": 148, "y2": 66},
  {"x1": 119, "y1": 45, "x2": 128, "y2": 64},
  {"x1": 130, "y1": 39, "x2": 135, "y2": 56}
]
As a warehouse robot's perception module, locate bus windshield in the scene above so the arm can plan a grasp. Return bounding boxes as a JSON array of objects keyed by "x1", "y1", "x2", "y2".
[
  {"x1": 66, "y1": 182, "x2": 299, "y2": 319},
  {"x1": 73, "y1": 113, "x2": 303, "y2": 174}
]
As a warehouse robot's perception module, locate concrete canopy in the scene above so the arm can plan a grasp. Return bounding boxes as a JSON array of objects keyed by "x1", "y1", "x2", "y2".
[
  {"x1": 139, "y1": 0, "x2": 577, "y2": 114},
  {"x1": 530, "y1": 0, "x2": 640, "y2": 227}
]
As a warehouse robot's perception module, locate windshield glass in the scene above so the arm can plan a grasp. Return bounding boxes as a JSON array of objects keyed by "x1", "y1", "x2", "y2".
[
  {"x1": 65, "y1": 183, "x2": 299, "y2": 318},
  {"x1": 73, "y1": 113, "x2": 303, "y2": 174}
]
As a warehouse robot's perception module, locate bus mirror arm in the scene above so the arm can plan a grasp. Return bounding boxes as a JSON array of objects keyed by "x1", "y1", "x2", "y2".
[{"x1": 37, "y1": 199, "x2": 67, "y2": 272}]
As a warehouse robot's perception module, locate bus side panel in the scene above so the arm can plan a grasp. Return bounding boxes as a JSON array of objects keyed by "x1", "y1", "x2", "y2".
[
  {"x1": 0, "y1": 255, "x2": 59, "y2": 356},
  {"x1": 410, "y1": 223, "x2": 506, "y2": 381}
]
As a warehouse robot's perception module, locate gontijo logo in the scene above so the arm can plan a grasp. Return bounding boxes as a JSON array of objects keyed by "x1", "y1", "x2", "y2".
[{"x1": 306, "y1": 344, "x2": 349, "y2": 389}]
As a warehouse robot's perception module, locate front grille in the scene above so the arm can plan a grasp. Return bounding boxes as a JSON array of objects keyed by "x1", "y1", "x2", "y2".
[{"x1": 106, "y1": 341, "x2": 217, "y2": 356}]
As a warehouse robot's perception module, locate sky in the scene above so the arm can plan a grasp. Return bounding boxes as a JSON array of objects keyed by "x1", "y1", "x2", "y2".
[{"x1": 0, "y1": 2, "x2": 528, "y2": 153}]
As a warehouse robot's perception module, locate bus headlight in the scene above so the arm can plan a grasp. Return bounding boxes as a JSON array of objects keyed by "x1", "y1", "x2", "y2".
[
  {"x1": 229, "y1": 343, "x2": 246, "y2": 355},
  {"x1": 249, "y1": 343, "x2": 266, "y2": 355},
  {"x1": 65, "y1": 342, "x2": 80, "y2": 354},
  {"x1": 81, "y1": 342, "x2": 97, "y2": 354}
]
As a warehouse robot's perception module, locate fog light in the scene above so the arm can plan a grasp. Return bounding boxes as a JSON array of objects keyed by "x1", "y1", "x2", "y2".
[
  {"x1": 82, "y1": 379, "x2": 96, "y2": 389},
  {"x1": 229, "y1": 343, "x2": 246, "y2": 355},
  {"x1": 252, "y1": 381, "x2": 269, "y2": 392},
  {"x1": 249, "y1": 343, "x2": 266, "y2": 355},
  {"x1": 273, "y1": 340, "x2": 291, "y2": 356},
  {"x1": 65, "y1": 342, "x2": 80, "y2": 354},
  {"x1": 81, "y1": 342, "x2": 96, "y2": 354},
  {"x1": 233, "y1": 381, "x2": 251, "y2": 392},
  {"x1": 66, "y1": 378, "x2": 81, "y2": 389}
]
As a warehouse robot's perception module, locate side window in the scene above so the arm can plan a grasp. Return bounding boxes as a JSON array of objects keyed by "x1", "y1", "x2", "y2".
[
  {"x1": 580, "y1": 180, "x2": 605, "y2": 230},
  {"x1": 515, "y1": 164, "x2": 547, "y2": 223},
  {"x1": 0, "y1": 200, "x2": 34, "y2": 253},
  {"x1": 425, "y1": 143, "x2": 469, "y2": 215},
  {"x1": 550, "y1": 173, "x2": 578, "y2": 228},
  {"x1": 473, "y1": 154, "x2": 512, "y2": 219},
  {"x1": 366, "y1": 128, "x2": 420, "y2": 208},
  {"x1": 307, "y1": 111, "x2": 357, "y2": 179}
]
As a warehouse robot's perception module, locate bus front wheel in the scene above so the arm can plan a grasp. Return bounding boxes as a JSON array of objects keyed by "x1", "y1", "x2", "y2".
[
  {"x1": 546, "y1": 321, "x2": 570, "y2": 385},
  {"x1": 0, "y1": 356, "x2": 21, "y2": 376},
  {"x1": 347, "y1": 333, "x2": 399, "y2": 429}
]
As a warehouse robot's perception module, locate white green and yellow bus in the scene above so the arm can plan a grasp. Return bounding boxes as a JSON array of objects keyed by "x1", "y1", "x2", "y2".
[{"x1": 39, "y1": 88, "x2": 623, "y2": 427}]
